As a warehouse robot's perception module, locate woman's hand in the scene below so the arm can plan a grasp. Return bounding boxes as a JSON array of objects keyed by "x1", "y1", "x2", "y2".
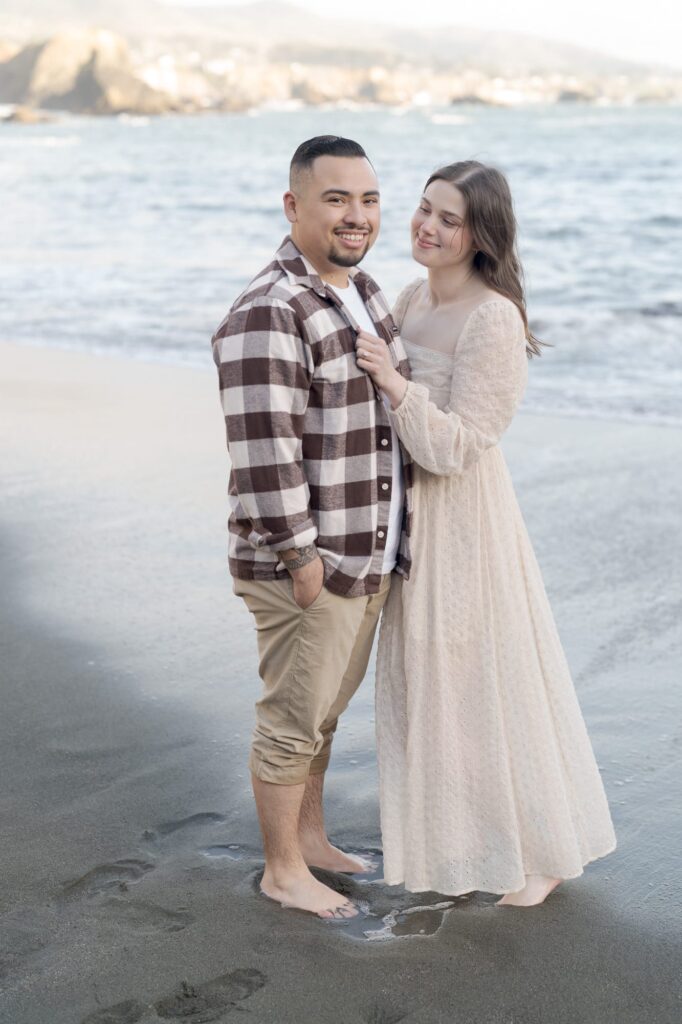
[{"x1": 355, "y1": 330, "x2": 408, "y2": 409}]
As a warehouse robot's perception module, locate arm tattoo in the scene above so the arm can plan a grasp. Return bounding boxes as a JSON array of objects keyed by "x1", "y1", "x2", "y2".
[{"x1": 281, "y1": 544, "x2": 318, "y2": 571}]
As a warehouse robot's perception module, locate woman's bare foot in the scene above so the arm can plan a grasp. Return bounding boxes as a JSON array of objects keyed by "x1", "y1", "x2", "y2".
[
  {"x1": 261, "y1": 865, "x2": 358, "y2": 919},
  {"x1": 298, "y1": 835, "x2": 375, "y2": 874},
  {"x1": 497, "y1": 875, "x2": 561, "y2": 907}
]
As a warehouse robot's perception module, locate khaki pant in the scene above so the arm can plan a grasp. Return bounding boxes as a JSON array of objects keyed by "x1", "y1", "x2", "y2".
[{"x1": 234, "y1": 574, "x2": 392, "y2": 785}]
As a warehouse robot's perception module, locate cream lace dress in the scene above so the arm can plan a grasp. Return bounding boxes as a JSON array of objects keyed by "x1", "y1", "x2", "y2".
[{"x1": 375, "y1": 281, "x2": 616, "y2": 895}]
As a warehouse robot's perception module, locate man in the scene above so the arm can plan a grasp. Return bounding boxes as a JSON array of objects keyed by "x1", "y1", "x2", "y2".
[{"x1": 211, "y1": 136, "x2": 412, "y2": 919}]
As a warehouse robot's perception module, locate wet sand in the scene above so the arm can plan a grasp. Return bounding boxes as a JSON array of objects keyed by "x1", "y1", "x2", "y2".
[{"x1": 1, "y1": 341, "x2": 680, "y2": 1024}]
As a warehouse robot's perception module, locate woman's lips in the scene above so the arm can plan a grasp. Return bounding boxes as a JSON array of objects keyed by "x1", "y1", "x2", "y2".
[{"x1": 416, "y1": 236, "x2": 438, "y2": 249}]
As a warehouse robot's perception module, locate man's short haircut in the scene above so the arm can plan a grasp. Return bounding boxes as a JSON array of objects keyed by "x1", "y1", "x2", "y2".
[{"x1": 289, "y1": 136, "x2": 369, "y2": 190}]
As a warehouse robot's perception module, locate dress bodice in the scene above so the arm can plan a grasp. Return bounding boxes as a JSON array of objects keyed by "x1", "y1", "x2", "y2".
[{"x1": 402, "y1": 338, "x2": 454, "y2": 411}]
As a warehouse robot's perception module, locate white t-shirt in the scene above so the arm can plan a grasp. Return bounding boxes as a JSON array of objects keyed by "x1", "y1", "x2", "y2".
[{"x1": 328, "y1": 279, "x2": 405, "y2": 574}]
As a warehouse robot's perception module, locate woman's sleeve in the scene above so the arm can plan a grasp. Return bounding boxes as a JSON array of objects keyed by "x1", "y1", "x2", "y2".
[{"x1": 388, "y1": 300, "x2": 528, "y2": 476}]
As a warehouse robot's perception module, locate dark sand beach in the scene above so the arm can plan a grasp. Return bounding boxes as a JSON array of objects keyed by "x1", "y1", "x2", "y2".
[{"x1": 1, "y1": 341, "x2": 680, "y2": 1024}]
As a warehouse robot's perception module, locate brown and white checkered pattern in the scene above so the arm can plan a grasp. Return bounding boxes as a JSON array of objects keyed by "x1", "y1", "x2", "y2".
[{"x1": 211, "y1": 236, "x2": 413, "y2": 597}]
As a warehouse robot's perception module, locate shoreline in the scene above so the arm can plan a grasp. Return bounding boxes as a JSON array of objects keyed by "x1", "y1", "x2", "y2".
[
  {"x1": 3, "y1": 337, "x2": 681, "y2": 431},
  {"x1": 1, "y1": 341, "x2": 681, "y2": 1023}
]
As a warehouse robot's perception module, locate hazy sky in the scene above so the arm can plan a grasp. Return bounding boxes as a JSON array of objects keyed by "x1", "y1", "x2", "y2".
[{"x1": 167, "y1": 0, "x2": 682, "y2": 69}]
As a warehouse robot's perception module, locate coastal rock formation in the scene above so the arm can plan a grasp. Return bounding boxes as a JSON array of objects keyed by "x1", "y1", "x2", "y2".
[
  {"x1": 2, "y1": 104, "x2": 54, "y2": 123},
  {"x1": 1, "y1": 7, "x2": 681, "y2": 117},
  {"x1": 0, "y1": 30, "x2": 174, "y2": 114}
]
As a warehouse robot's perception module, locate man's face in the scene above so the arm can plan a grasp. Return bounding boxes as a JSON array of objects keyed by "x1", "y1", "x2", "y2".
[{"x1": 284, "y1": 156, "x2": 380, "y2": 278}]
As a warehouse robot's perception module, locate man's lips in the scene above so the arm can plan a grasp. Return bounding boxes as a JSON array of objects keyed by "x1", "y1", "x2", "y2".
[{"x1": 335, "y1": 231, "x2": 369, "y2": 248}]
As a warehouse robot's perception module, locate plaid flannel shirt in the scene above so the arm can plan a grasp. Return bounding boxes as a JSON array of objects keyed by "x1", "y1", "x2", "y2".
[{"x1": 211, "y1": 236, "x2": 413, "y2": 598}]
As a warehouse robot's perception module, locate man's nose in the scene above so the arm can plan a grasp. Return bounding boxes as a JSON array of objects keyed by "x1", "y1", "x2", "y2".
[{"x1": 342, "y1": 200, "x2": 368, "y2": 225}]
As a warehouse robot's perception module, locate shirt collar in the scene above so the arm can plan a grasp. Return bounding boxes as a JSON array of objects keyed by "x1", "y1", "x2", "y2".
[{"x1": 274, "y1": 235, "x2": 374, "y2": 301}]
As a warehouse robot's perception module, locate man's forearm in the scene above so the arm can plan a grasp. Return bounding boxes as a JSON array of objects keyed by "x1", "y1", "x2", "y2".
[{"x1": 280, "y1": 544, "x2": 319, "y2": 572}]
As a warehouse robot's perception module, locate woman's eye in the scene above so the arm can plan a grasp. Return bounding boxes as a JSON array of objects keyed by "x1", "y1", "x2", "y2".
[{"x1": 418, "y1": 206, "x2": 429, "y2": 213}]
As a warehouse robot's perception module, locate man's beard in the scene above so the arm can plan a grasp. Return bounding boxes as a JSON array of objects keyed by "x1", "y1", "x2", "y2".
[{"x1": 327, "y1": 236, "x2": 371, "y2": 267}]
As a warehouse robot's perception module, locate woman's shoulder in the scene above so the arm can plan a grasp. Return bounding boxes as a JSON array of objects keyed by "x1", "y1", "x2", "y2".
[
  {"x1": 464, "y1": 293, "x2": 525, "y2": 340},
  {"x1": 393, "y1": 278, "x2": 425, "y2": 328}
]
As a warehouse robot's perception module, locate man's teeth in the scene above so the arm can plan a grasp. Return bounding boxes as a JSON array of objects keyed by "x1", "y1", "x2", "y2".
[{"x1": 338, "y1": 233, "x2": 365, "y2": 241}]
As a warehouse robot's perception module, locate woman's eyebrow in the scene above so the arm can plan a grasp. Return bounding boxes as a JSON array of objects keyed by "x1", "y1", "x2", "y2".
[{"x1": 420, "y1": 197, "x2": 461, "y2": 219}]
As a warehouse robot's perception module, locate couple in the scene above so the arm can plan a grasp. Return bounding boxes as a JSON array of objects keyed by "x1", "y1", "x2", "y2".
[{"x1": 211, "y1": 135, "x2": 616, "y2": 920}]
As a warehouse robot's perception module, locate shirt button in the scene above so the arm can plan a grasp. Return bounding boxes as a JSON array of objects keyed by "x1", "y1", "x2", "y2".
[
  {"x1": 381, "y1": 483, "x2": 389, "y2": 491},
  {"x1": 377, "y1": 531, "x2": 385, "y2": 539},
  {"x1": 381, "y1": 438, "x2": 389, "y2": 446}
]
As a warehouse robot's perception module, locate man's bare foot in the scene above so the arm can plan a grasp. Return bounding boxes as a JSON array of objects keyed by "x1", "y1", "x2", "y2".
[
  {"x1": 261, "y1": 865, "x2": 358, "y2": 919},
  {"x1": 496, "y1": 875, "x2": 561, "y2": 907},
  {"x1": 298, "y1": 835, "x2": 374, "y2": 874}
]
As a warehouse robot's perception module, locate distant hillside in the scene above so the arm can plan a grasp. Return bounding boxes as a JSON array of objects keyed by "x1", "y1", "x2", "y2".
[{"x1": 0, "y1": 0, "x2": 656, "y2": 76}]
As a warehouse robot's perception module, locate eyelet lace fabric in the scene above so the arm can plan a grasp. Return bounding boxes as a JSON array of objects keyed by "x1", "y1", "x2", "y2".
[{"x1": 375, "y1": 282, "x2": 616, "y2": 895}]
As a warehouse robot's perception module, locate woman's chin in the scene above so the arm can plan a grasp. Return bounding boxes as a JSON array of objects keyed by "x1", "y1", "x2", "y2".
[{"x1": 412, "y1": 245, "x2": 433, "y2": 266}]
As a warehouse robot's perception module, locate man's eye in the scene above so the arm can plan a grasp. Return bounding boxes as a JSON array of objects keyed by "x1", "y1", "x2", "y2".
[
  {"x1": 327, "y1": 197, "x2": 344, "y2": 203},
  {"x1": 365, "y1": 198, "x2": 378, "y2": 205}
]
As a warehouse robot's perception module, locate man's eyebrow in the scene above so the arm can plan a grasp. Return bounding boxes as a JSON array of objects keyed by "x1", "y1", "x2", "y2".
[{"x1": 320, "y1": 188, "x2": 380, "y2": 197}]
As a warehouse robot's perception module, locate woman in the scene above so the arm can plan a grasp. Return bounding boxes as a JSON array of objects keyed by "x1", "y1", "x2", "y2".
[{"x1": 355, "y1": 161, "x2": 616, "y2": 906}]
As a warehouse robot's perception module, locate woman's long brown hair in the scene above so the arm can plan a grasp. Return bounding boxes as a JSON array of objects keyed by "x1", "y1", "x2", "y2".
[{"x1": 425, "y1": 161, "x2": 544, "y2": 357}]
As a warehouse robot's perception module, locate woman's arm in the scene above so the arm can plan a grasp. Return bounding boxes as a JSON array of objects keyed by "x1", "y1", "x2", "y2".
[
  {"x1": 358, "y1": 300, "x2": 528, "y2": 477},
  {"x1": 391, "y1": 301, "x2": 527, "y2": 476}
]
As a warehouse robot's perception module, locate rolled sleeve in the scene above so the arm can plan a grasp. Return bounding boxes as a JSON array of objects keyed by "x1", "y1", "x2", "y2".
[{"x1": 212, "y1": 297, "x2": 318, "y2": 552}]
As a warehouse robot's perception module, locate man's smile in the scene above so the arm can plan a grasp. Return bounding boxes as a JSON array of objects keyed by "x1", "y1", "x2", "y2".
[{"x1": 335, "y1": 231, "x2": 369, "y2": 248}]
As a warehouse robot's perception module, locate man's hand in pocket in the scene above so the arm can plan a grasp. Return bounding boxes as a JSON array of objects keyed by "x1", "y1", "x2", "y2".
[{"x1": 281, "y1": 545, "x2": 325, "y2": 609}]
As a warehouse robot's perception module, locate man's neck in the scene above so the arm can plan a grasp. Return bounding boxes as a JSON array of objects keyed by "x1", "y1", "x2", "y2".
[{"x1": 291, "y1": 235, "x2": 350, "y2": 288}]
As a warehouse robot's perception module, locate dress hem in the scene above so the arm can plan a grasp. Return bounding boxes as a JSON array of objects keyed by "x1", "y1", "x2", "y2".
[{"x1": 382, "y1": 840, "x2": 617, "y2": 897}]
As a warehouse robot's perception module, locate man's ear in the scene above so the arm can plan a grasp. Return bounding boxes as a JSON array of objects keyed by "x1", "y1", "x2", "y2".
[{"x1": 283, "y1": 190, "x2": 297, "y2": 224}]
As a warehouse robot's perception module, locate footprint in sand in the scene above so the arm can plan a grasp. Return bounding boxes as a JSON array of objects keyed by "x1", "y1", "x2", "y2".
[
  {"x1": 358, "y1": 901, "x2": 456, "y2": 942},
  {"x1": 0, "y1": 906, "x2": 59, "y2": 979},
  {"x1": 154, "y1": 969, "x2": 266, "y2": 1022},
  {"x1": 92, "y1": 897, "x2": 194, "y2": 934},
  {"x1": 364, "y1": 1006, "x2": 410, "y2": 1024},
  {"x1": 153, "y1": 812, "x2": 226, "y2": 838},
  {"x1": 199, "y1": 843, "x2": 257, "y2": 862},
  {"x1": 81, "y1": 1000, "x2": 147, "y2": 1024},
  {"x1": 80, "y1": 968, "x2": 266, "y2": 1024},
  {"x1": 59, "y1": 859, "x2": 156, "y2": 903}
]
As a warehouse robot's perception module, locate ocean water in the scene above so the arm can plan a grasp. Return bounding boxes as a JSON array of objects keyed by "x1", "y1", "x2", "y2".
[{"x1": 1, "y1": 104, "x2": 681, "y2": 425}]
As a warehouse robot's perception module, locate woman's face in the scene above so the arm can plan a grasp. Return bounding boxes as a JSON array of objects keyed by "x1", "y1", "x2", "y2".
[{"x1": 410, "y1": 180, "x2": 475, "y2": 269}]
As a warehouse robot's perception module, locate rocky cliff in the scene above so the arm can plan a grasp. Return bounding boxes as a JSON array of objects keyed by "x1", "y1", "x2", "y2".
[
  {"x1": 0, "y1": 30, "x2": 176, "y2": 114},
  {"x1": 1, "y1": 7, "x2": 681, "y2": 117}
]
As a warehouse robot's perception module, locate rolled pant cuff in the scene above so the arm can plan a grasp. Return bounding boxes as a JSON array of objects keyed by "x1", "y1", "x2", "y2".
[
  {"x1": 249, "y1": 751, "x2": 311, "y2": 786},
  {"x1": 308, "y1": 751, "x2": 332, "y2": 776}
]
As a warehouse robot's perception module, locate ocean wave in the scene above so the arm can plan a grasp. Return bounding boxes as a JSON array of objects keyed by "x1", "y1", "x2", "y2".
[
  {"x1": 3, "y1": 337, "x2": 680, "y2": 428},
  {"x1": 522, "y1": 398, "x2": 682, "y2": 429},
  {"x1": 648, "y1": 215, "x2": 682, "y2": 228},
  {"x1": 429, "y1": 113, "x2": 470, "y2": 125},
  {"x1": 629, "y1": 301, "x2": 682, "y2": 318},
  {"x1": 1, "y1": 135, "x2": 81, "y2": 146},
  {"x1": 116, "y1": 114, "x2": 151, "y2": 127}
]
